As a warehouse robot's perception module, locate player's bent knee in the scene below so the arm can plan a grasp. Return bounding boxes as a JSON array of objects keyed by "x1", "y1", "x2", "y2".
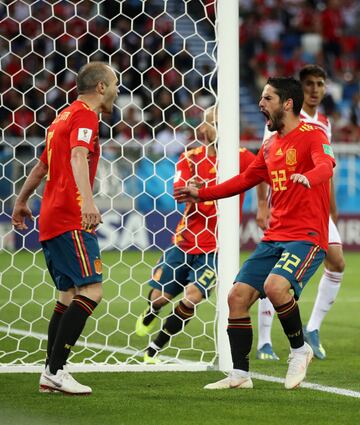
[
  {"x1": 325, "y1": 258, "x2": 345, "y2": 273},
  {"x1": 78, "y1": 282, "x2": 103, "y2": 303},
  {"x1": 325, "y1": 246, "x2": 346, "y2": 273},
  {"x1": 59, "y1": 288, "x2": 76, "y2": 306},
  {"x1": 227, "y1": 283, "x2": 250, "y2": 311},
  {"x1": 184, "y1": 285, "x2": 203, "y2": 306},
  {"x1": 264, "y1": 281, "x2": 289, "y2": 305},
  {"x1": 150, "y1": 289, "x2": 172, "y2": 308}
]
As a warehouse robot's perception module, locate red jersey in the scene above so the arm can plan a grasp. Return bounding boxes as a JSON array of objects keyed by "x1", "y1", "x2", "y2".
[
  {"x1": 173, "y1": 146, "x2": 256, "y2": 254},
  {"x1": 198, "y1": 123, "x2": 336, "y2": 251},
  {"x1": 39, "y1": 100, "x2": 100, "y2": 241}
]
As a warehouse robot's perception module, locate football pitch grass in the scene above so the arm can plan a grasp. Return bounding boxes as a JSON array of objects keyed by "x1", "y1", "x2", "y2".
[{"x1": 1, "y1": 250, "x2": 359, "y2": 425}]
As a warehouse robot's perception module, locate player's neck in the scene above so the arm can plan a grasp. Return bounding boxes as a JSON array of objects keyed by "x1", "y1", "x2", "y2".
[
  {"x1": 277, "y1": 117, "x2": 301, "y2": 138},
  {"x1": 302, "y1": 104, "x2": 317, "y2": 118},
  {"x1": 77, "y1": 95, "x2": 101, "y2": 114}
]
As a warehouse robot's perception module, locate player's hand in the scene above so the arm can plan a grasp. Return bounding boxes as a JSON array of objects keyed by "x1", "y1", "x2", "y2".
[
  {"x1": 174, "y1": 186, "x2": 200, "y2": 203},
  {"x1": 81, "y1": 200, "x2": 102, "y2": 230},
  {"x1": 188, "y1": 177, "x2": 205, "y2": 189},
  {"x1": 11, "y1": 204, "x2": 34, "y2": 230},
  {"x1": 290, "y1": 173, "x2": 311, "y2": 188}
]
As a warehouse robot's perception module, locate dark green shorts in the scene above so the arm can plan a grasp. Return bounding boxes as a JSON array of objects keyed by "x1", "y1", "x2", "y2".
[
  {"x1": 235, "y1": 241, "x2": 325, "y2": 299},
  {"x1": 149, "y1": 245, "x2": 217, "y2": 298},
  {"x1": 41, "y1": 230, "x2": 102, "y2": 291}
]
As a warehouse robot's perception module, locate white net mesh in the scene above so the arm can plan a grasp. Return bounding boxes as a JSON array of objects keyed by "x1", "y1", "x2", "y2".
[{"x1": 0, "y1": 0, "x2": 219, "y2": 370}]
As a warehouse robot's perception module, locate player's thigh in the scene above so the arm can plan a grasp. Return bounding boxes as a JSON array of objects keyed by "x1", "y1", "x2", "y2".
[
  {"x1": 188, "y1": 252, "x2": 217, "y2": 300},
  {"x1": 149, "y1": 246, "x2": 189, "y2": 297},
  {"x1": 235, "y1": 242, "x2": 283, "y2": 298},
  {"x1": 41, "y1": 230, "x2": 102, "y2": 292},
  {"x1": 270, "y1": 241, "x2": 325, "y2": 300}
]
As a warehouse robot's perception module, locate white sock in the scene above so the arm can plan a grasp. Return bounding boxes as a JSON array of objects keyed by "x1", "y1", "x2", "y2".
[
  {"x1": 257, "y1": 297, "x2": 275, "y2": 349},
  {"x1": 232, "y1": 368, "x2": 250, "y2": 379},
  {"x1": 307, "y1": 268, "x2": 342, "y2": 332}
]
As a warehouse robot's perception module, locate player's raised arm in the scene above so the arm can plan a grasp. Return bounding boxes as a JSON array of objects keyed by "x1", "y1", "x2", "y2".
[
  {"x1": 175, "y1": 151, "x2": 267, "y2": 204},
  {"x1": 12, "y1": 159, "x2": 48, "y2": 230}
]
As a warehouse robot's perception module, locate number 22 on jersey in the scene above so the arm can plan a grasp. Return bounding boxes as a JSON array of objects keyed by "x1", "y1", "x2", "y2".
[{"x1": 271, "y1": 169, "x2": 287, "y2": 191}]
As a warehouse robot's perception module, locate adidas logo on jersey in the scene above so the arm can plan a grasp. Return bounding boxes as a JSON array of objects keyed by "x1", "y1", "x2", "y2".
[{"x1": 275, "y1": 148, "x2": 283, "y2": 156}]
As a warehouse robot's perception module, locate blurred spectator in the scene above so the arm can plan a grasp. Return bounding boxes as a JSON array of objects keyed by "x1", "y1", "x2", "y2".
[
  {"x1": 240, "y1": 125, "x2": 261, "y2": 144},
  {"x1": 0, "y1": 0, "x2": 359, "y2": 146}
]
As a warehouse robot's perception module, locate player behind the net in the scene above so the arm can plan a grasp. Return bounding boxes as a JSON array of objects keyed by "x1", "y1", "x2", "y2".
[
  {"x1": 174, "y1": 77, "x2": 336, "y2": 390},
  {"x1": 12, "y1": 61, "x2": 119, "y2": 395},
  {"x1": 135, "y1": 106, "x2": 266, "y2": 363}
]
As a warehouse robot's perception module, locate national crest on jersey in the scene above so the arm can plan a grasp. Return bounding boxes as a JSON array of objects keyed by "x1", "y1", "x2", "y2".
[{"x1": 285, "y1": 148, "x2": 297, "y2": 166}]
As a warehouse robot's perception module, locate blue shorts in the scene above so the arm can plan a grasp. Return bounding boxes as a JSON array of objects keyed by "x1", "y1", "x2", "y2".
[
  {"x1": 41, "y1": 230, "x2": 102, "y2": 291},
  {"x1": 235, "y1": 241, "x2": 325, "y2": 299},
  {"x1": 149, "y1": 245, "x2": 217, "y2": 298}
]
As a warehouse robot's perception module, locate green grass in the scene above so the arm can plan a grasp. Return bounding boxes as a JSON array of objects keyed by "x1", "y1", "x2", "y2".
[{"x1": 0, "y1": 250, "x2": 359, "y2": 424}]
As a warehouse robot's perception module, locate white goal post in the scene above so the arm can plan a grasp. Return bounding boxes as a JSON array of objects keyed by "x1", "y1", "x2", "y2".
[{"x1": 0, "y1": 0, "x2": 240, "y2": 373}]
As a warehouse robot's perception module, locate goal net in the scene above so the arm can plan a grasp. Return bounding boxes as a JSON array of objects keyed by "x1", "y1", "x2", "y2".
[{"x1": 0, "y1": 0, "x2": 231, "y2": 372}]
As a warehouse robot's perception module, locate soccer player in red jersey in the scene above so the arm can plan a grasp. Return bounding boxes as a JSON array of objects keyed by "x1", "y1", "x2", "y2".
[
  {"x1": 135, "y1": 106, "x2": 264, "y2": 363},
  {"x1": 12, "y1": 62, "x2": 119, "y2": 394},
  {"x1": 257, "y1": 65, "x2": 345, "y2": 360},
  {"x1": 175, "y1": 77, "x2": 336, "y2": 389}
]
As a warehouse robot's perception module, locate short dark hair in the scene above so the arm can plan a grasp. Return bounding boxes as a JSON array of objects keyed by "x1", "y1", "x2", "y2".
[
  {"x1": 267, "y1": 77, "x2": 304, "y2": 116},
  {"x1": 76, "y1": 62, "x2": 111, "y2": 94},
  {"x1": 299, "y1": 64, "x2": 327, "y2": 82}
]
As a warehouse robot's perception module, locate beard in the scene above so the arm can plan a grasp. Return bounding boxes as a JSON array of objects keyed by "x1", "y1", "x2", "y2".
[{"x1": 267, "y1": 108, "x2": 285, "y2": 132}]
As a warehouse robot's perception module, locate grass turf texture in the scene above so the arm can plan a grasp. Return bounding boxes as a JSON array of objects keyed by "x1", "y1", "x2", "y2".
[{"x1": 0, "y1": 250, "x2": 359, "y2": 425}]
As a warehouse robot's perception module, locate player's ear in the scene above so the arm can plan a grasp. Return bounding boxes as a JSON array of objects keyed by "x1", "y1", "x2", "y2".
[
  {"x1": 97, "y1": 81, "x2": 106, "y2": 95},
  {"x1": 284, "y1": 98, "x2": 293, "y2": 112}
]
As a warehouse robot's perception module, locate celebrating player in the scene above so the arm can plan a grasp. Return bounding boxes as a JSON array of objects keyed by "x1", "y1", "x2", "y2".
[
  {"x1": 135, "y1": 106, "x2": 266, "y2": 363},
  {"x1": 11, "y1": 62, "x2": 119, "y2": 395},
  {"x1": 257, "y1": 65, "x2": 345, "y2": 360},
  {"x1": 174, "y1": 77, "x2": 336, "y2": 389}
]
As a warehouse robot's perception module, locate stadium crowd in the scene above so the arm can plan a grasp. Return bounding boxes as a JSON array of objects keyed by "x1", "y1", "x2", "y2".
[{"x1": 0, "y1": 0, "x2": 359, "y2": 156}]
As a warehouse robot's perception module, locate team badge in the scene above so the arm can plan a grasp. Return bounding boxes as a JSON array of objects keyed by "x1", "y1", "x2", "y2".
[
  {"x1": 286, "y1": 148, "x2": 297, "y2": 166},
  {"x1": 94, "y1": 258, "x2": 102, "y2": 274}
]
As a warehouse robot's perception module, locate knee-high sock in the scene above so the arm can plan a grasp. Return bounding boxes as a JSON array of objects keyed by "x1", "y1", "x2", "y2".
[
  {"x1": 48, "y1": 295, "x2": 97, "y2": 374},
  {"x1": 307, "y1": 269, "x2": 342, "y2": 332},
  {"x1": 275, "y1": 298, "x2": 303, "y2": 349},
  {"x1": 227, "y1": 317, "x2": 252, "y2": 372},
  {"x1": 148, "y1": 301, "x2": 194, "y2": 356},
  {"x1": 46, "y1": 301, "x2": 68, "y2": 366},
  {"x1": 257, "y1": 297, "x2": 275, "y2": 349}
]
